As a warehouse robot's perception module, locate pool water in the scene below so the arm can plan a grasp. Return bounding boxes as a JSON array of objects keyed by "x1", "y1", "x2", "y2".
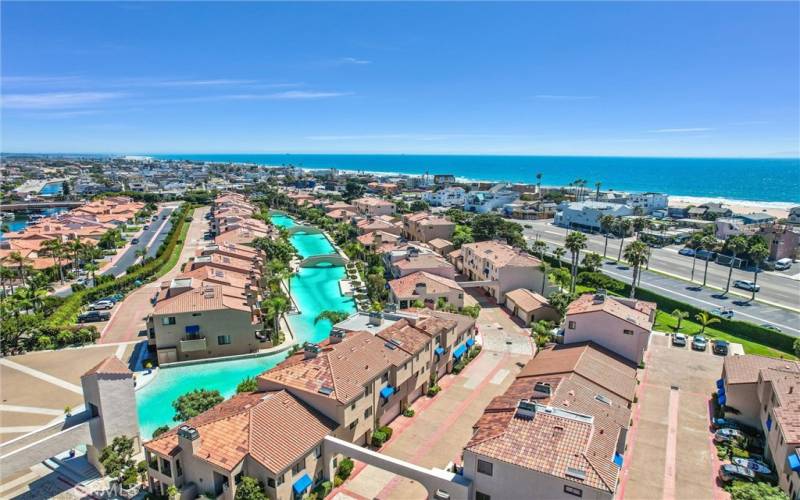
[{"x1": 134, "y1": 213, "x2": 354, "y2": 438}]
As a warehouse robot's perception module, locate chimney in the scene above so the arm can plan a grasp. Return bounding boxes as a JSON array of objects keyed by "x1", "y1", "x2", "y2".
[
  {"x1": 415, "y1": 282, "x2": 427, "y2": 296},
  {"x1": 593, "y1": 289, "x2": 607, "y2": 304},
  {"x1": 373, "y1": 232, "x2": 382, "y2": 249},
  {"x1": 330, "y1": 329, "x2": 347, "y2": 344},
  {"x1": 304, "y1": 343, "x2": 321, "y2": 359},
  {"x1": 177, "y1": 425, "x2": 201, "y2": 455},
  {"x1": 368, "y1": 312, "x2": 383, "y2": 326}
]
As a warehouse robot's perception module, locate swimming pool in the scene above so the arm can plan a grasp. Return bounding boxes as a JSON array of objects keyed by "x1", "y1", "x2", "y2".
[{"x1": 134, "y1": 213, "x2": 354, "y2": 438}]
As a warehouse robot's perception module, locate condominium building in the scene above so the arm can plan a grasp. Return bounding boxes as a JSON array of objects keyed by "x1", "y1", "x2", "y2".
[
  {"x1": 504, "y1": 288, "x2": 560, "y2": 326},
  {"x1": 388, "y1": 271, "x2": 465, "y2": 309},
  {"x1": 459, "y1": 240, "x2": 552, "y2": 303},
  {"x1": 422, "y1": 186, "x2": 466, "y2": 207},
  {"x1": 388, "y1": 250, "x2": 456, "y2": 279},
  {"x1": 553, "y1": 201, "x2": 634, "y2": 232},
  {"x1": 719, "y1": 355, "x2": 800, "y2": 499},
  {"x1": 463, "y1": 184, "x2": 520, "y2": 214},
  {"x1": 463, "y1": 342, "x2": 637, "y2": 500},
  {"x1": 355, "y1": 215, "x2": 402, "y2": 236},
  {"x1": 562, "y1": 293, "x2": 656, "y2": 366},
  {"x1": 402, "y1": 212, "x2": 456, "y2": 243},
  {"x1": 352, "y1": 197, "x2": 396, "y2": 217}
]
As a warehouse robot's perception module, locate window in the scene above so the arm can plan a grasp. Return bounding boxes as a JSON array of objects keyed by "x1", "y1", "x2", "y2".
[
  {"x1": 564, "y1": 486, "x2": 583, "y2": 497},
  {"x1": 477, "y1": 459, "x2": 493, "y2": 476},
  {"x1": 351, "y1": 402, "x2": 356, "y2": 410},
  {"x1": 176, "y1": 459, "x2": 183, "y2": 477},
  {"x1": 162, "y1": 316, "x2": 176, "y2": 325},
  {"x1": 192, "y1": 313, "x2": 202, "y2": 317},
  {"x1": 349, "y1": 419, "x2": 358, "y2": 430},
  {"x1": 476, "y1": 493, "x2": 491, "y2": 500},
  {"x1": 292, "y1": 459, "x2": 305, "y2": 475},
  {"x1": 217, "y1": 335, "x2": 232, "y2": 345},
  {"x1": 568, "y1": 321, "x2": 576, "y2": 330},
  {"x1": 623, "y1": 329, "x2": 634, "y2": 335},
  {"x1": 381, "y1": 373, "x2": 389, "y2": 383},
  {"x1": 365, "y1": 385, "x2": 373, "y2": 396},
  {"x1": 315, "y1": 445, "x2": 322, "y2": 458},
  {"x1": 276, "y1": 474, "x2": 284, "y2": 486},
  {"x1": 364, "y1": 407, "x2": 372, "y2": 419},
  {"x1": 267, "y1": 478, "x2": 275, "y2": 488}
]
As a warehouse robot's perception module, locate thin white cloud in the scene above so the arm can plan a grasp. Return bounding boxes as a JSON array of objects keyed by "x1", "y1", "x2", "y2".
[
  {"x1": 337, "y1": 57, "x2": 371, "y2": 65},
  {"x1": 1, "y1": 92, "x2": 124, "y2": 109},
  {"x1": 648, "y1": 127, "x2": 714, "y2": 133},
  {"x1": 151, "y1": 79, "x2": 258, "y2": 87},
  {"x1": 306, "y1": 133, "x2": 525, "y2": 141},
  {"x1": 534, "y1": 94, "x2": 596, "y2": 101},
  {"x1": 256, "y1": 90, "x2": 353, "y2": 100},
  {"x1": 1, "y1": 75, "x2": 84, "y2": 86}
]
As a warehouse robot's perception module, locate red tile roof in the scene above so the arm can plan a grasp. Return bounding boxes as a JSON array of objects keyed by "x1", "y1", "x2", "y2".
[{"x1": 566, "y1": 293, "x2": 655, "y2": 330}]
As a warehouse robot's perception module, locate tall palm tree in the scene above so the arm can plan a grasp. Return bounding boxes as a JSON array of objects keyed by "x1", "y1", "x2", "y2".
[
  {"x1": 632, "y1": 217, "x2": 648, "y2": 240},
  {"x1": 6, "y1": 251, "x2": 31, "y2": 287},
  {"x1": 594, "y1": 181, "x2": 601, "y2": 201},
  {"x1": 616, "y1": 219, "x2": 632, "y2": 262},
  {"x1": 84, "y1": 262, "x2": 99, "y2": 282},
  {"x1": 67, "y1": 238, "x2": 84, "y2": 271},
  {"x1": 748, "y1": 243, "x2": 769, "y2": 302},
  {"x1": 723, "y1": 235, "x2": 749, "y2": 295},
  {"x1": 553, "y1": 247, "x2": 566, "y2": 268},
  {"x1": 599, "y1": 215, "x2": 615, "y2": 259},
  {"x1": 536, "y1": 172, "x2": 543, "y2": 200},
  {"x1": 687, "y1": 233, "x2": 703, "y2": 283},
  {"x1": 695, "y1": 311, "x2": 720, "y2": 334},
  {"x1": 41, "y1": 238, "x2": 66, "y2": 284},
  {"x1": 531, "y1": 240, "x2": 547, "y2": 261},
  {"x1": 700, "y1": 236, "x2": 718, "y2": 287},
  {"x1": 623, "y1": 240, "x2": 649, "y2": 298},
  {"x1": 565, "y1": 232, "x2": 588, "y2": 294},
  {"x1": 0, "y1": 265, "x2": 16, "y2": 295},
  {"x1": 538, "y1": 261, "x2": 551, "y2": 295}
]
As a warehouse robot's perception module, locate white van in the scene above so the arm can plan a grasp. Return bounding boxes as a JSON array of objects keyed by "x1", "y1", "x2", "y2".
[{"x1": 775, "y1": 258, "x2": 793, "y2": 271}]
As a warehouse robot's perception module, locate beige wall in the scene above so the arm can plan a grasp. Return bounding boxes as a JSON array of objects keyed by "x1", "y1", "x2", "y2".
[
  {"x1": 563, "y1": 310, "x2": 650, "y2": 365},
  {"x1": 390, "y1": 288, "x2": 465, "y2": 309},
  {"x1": 404, "y1": 219, "x2": 455, "y2": 243},
  {"x1": 722, "y1": 382, "x2": 761, "y2": 429},
  {"x1": 354, "y1": 200, "x2": 395, "y2": 217},
  {"x1": 505, "y1": 298, "x2": 560, "y2": 326},
  {"x1": 152, "y1": 308, "x2": 263, "y2": 363},
  {"x1": 463, "y1": 450, "x2": 613, "y2": 500}
]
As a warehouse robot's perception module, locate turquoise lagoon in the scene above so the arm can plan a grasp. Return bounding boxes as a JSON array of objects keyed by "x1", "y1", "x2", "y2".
[{"x1": 134, "y1": 214, "x2": 355, "y2": 438}]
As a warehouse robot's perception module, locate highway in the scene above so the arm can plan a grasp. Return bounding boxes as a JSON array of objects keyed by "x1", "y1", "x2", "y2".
[{"x1": 514, "y1": 218, "x2": 800, "y2": 335}]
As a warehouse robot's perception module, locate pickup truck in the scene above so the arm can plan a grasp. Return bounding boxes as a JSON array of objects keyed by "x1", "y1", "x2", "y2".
[{"x1": 78, "y1": 311, "x2": 111, "y2": 323}]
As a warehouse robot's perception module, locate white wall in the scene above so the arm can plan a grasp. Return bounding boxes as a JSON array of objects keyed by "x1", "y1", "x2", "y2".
[{"x1": 563, "y1": 310, "x2": 650, "y2": 365}]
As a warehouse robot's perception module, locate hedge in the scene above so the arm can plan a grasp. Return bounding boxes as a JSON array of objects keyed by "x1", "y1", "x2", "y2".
[{"x1": 47, "y1": 204, "x2": 192, "y2": 327}]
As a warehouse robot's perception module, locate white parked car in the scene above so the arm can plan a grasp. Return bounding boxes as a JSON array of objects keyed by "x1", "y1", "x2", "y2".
[
  {"x1": 90, "y1": 300, "x2": 115, "y2": 310},
  {"x1": 774, "y1": 258, "x2": 793, "y2": 271},
  {"x1": 733, "y1": 279, "x2": 760, "y2": 292}
]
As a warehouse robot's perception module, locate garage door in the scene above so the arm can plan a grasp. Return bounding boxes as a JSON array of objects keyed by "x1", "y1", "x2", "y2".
[
  {"x1": 437, "y1": 361, "x2": 448, "y2": 379},
  {"x1": 379, "y1": 399, "x2": 402, "y2": 426},
  {"x1": 409, "y1": 385, "x2": 423, "y2": 404}
]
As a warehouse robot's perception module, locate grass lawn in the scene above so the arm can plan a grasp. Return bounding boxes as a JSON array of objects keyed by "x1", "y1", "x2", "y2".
[
  {"x1": 654, "y1": 310, "x2": 795, "y2": 359},
  {"x1": 155, "y1": 209, "x2": 192, "y2": 279}
]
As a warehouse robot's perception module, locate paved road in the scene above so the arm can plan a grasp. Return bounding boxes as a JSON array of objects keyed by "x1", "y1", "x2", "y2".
[
  {"x1": 516, "y1": 219, "x2": 800, "y2": 335},
  {"x1": 103, "y1": 205, "x2": 177, "y2": 276},
  {"x1": 515, "y1": 218, "x2": 800, "y2": 310}
]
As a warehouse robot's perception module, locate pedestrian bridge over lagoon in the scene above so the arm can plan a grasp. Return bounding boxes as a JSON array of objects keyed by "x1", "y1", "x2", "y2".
[
  {"x1": 299, "y1": 253, "x2": 349, "y2": 268},
  {"x1": 286, "y1": 224, "x2": 323, "y2": 236}
]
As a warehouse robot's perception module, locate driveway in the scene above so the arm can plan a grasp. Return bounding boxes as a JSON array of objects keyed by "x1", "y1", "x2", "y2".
[{"x1": 620, "y1": 334, "x2": 726, "y2": 500}]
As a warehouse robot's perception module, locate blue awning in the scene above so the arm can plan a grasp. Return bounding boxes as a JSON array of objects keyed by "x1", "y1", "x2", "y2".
[
  {"x1": 435, "y1": 346, "x2": 445, "y2": 356},
  {"x1": 380, "y1": 386, "x2": 395, "y2": 399},
  {"x1": 466, "y1": 338, "x2": 475, "y2": 348},
  {"x1": 453, "y1": 344, "x2": 467, "y2": 359},
  {"x1": 716, "y1": 379, "x2": 724, "y2": 389},
  {"x1": 718, "y1": 394, "x2": 726, "y2": 406},
  {"x1": 613, "y1": 453, "x2": 624, "y2": 467},
  {"x1": 292, "y1": 473, "x2": 312, "y2": 495},
  {"x1": 718, "y1": 386, "x2": 725, "y2": 396},
  {"x1": 767, "y1": 414, "x2": 772, "y2": 431},
  {"x1": 789, "y1": 453, "x2": 800, "y2": 472},
  {"x1": 185, "y1": 325, "x2": 200, "y2": 334}
]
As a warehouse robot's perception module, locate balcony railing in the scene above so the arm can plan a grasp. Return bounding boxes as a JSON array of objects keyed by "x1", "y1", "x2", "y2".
[{"x1": 180, "y1": 337, "x2": 207, "y2": 352}]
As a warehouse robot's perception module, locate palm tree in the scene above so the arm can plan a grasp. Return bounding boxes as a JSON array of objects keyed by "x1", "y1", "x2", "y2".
[
  {"x1": 553, "y1": 247, "x2": 566, "y2": 268},
  {"x1": 135, "y1": 248, "x2": 148, "y2": 263},
  {"x1": 84, "y1": 262, "x2": 99, "y2": 282},
  {"x1": 531, "y1": 240, "x2": 547, "y2": 261},
  {"x1": 594, "y1": 181, "x2": 601, "y2": 201},
  {"x1": 723, "y1": 235, "x2": 749, "y2": 295},
  {"x1": 695, "y1": 311, "x2": 720, "y2": 334},
  {"x1": 671, "y1": 309, "x2": 689, "y2": 331},
  {"x1": 67, "y1": 238, "x2": 84, "y2": 271},
  {"x1": 699, "y1": 236, "x2": 718, "y2": 287},
  {"x1": 623, "y1": 240, "x2": 649, "y2": 298},
  {"x1": 536, "y1": 172, "x2": 543, "y2": 200},
  {"x1": 748, "y1": 243, "x2": 769, "y2": 302},
  {"x1": 565, "y1": 232, "x2": 588, "y2": 294},
  {"x1": 632, "y1": 217, "x2": 648, "y2": 240},
  {"x1": 581, "y1": 252, "x2": 602, "y2": 272},
  {"x1": 314, "y1": 310, "x2": 351, "y2": 325},
  {"x1": 0, "y1": 265, "x2": 16, "y2": 295},
  {"x1": 616, "y1": 219, "x2": 632, "y2": 262},
  {"x1": 6, "y1": 251, "x2": 31, "y2": 287},
  {"x1": 599, "y1": 215, "x2": 615, "y2": 259},
  {"x1": 538, "y1": 261, "x2": 551, "y2": 295},
  {"x1": 687, "y1": 233, "x2": 703, "y2": 283},
  {"x1": 41, "y1": 238, "x2": 66, "y2": 284}
]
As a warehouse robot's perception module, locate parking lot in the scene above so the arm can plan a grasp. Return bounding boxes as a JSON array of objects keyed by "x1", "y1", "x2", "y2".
[{"x1": 621, "y1": 333, "x2": 726, "y2": 500}]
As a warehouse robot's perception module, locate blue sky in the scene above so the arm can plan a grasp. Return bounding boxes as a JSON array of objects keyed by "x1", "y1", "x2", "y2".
[{"x1": 1, "y1": 2, "x2": 798, "y2": 157}]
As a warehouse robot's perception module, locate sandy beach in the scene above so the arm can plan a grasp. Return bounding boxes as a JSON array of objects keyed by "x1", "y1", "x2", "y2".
[{"x1": 669, "y1": 196, "x2": 794, "y2": 219}]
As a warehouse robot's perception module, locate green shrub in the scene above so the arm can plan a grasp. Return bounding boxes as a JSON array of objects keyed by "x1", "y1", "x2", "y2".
[
  {"x1": 731, "y1": 446, "x2": 749, "y2": 459},
  {"x1": 403, "y1": 408, "x2": 415, "y2": 417},
  {"x1": 336, "y1": 457, "x2": 354, "y2": 480},
  {"x1": 333, "y1": 476, "x2": 343, "y2": 487},
  {"x1": 378, "y1": 425, "x2": 393, "y2": 440},
  {"x1": 371, "y1": 430, "x2": 388, "y2": 447},
  {"x1": 314, "y1": 481, "x2": 332, "y2": 498},
  {"x1": 427, "y1": 385, "x2": 441, "y2": 397}
]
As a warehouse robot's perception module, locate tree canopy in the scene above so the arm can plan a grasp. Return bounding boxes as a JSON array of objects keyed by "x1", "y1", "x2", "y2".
[{"x1": 172, "y1": 389, "x2": 224, "y2": 421}]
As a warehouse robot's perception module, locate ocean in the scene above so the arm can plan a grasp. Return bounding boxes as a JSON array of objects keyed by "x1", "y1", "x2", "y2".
[{"x1": 153, "y1": 154, "x2": 800, "y2": 204}]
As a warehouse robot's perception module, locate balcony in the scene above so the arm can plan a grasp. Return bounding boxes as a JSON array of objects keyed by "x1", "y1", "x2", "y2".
[{"x1": 180, "y1": 337, "x2": 207, "y2": 352}]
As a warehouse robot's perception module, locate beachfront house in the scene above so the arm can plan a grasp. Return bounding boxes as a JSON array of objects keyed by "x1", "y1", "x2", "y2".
[
  {"x1": 463, "y1": 184, "x2": 519, "y2": 213},
  {"x1": 553, "y1": 201, "x2": 633, "y2": 232},
  {"x1": 422, "y1": 186, "x2": 466, "y2": 207}
]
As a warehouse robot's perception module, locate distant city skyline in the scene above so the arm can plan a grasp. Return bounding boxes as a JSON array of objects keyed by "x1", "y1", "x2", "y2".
[{"x1": 1, "y1": 2, "x2": 798, "y2": 157}]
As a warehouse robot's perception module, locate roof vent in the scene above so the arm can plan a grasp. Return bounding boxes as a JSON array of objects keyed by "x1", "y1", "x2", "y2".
[
  {"x1": 330, "y1": 329, "x2": 347, "y2": 344},
  {"x1": 533, "y1": 382, "x2": 552, "y2": 396},
  {"x1": 304, "y1": 343, "x2": 321, "y2": 359},
  {"x1": 515, "y1": 400, "x2": 537, "y2": 420},
  {"x1": 368, "y1": 312, "x2": 383, "y2": 326},
  {"x1": 177, "y1": 425, "x2": 200, "y2": 441},
  {"x1": 565, "y1": 467, "x2": 587, "y2": 482},
  {"x1": 595, "y1": 394, "x2": 613, "y2": 406},
  {"x1": 318, "y1": 386, "x2": 334, "y2": 396},
  {"x1": 593, "y1": 290, "x2": 606, "y2": 304}
]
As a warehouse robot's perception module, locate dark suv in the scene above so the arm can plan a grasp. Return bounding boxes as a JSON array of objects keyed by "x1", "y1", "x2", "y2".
[
  {"x1": 78, "y1": 311, "x2": 111, "y2": 323},
  {"x1": 713, "y1": 340, "x2": 729, "y2": 356}
]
